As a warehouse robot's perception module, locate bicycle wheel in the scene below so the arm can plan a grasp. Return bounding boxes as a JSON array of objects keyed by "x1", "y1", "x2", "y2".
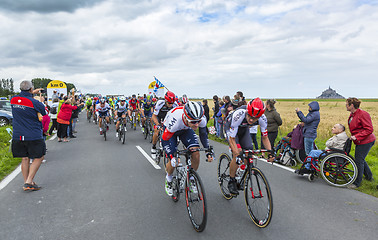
[
  {"x1": 118, "y1": 128, "x2": 122, "y2": 141},
  {"x1": 144, "y1": 124, "x2": 148, "y2": 139},
  {"x1": 102, "y1": 120, "x2": 107, "y2": 141},
  {"x1": 171, "y1": 174, "x2": 180, "y2": 202},
  {"x1": 217, "y1": 153, "x2": 233, "y2": 200},
  {"x1": 244, "y1": 167, "x2": 273, "y2": 228},
  {"x1": 320, "y1": 153, "x2": 357, "y2": 187},
  {"x1": 121, "y1": 124, "x2": 126, "y2": 144},
  {"x1": 185, "y1": 170, "x2": 207, "y2": 232}
]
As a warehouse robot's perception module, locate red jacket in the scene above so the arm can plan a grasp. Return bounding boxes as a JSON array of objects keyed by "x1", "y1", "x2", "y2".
[
  {"x1": 348, "y1": 109, "x2": 376, "y2": 145},
  {"x1": 57, "y1": 104, "x2": 77, "y2": 122}
]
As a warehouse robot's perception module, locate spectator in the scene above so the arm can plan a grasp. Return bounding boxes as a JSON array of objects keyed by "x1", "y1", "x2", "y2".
[
  {"x1": 299, "y1": 123, "x2": 348, "y2": 172},
  {"x1": 57, "y1": 98, "x2": 78, "y2": 142},
  {"x1": 223, "y1": 95, "x2": 232, "y2": 117},
  {"x1": 296, "y1": 101, "x2": 320, "y2": 155},
  {"x1": 212, "y1": 95, "x2": 219, "y2": 133},
  {"x1": 71, "y1": 97, "x2": 80, "y2": 135},
  {"x1": 48, "y1": 98, "x2": 59, "y2": 135},
  {"x1": 346, "y1": 97, "x2": 375, "y2": 189},
  {"x1": 217, "y1": 100, "x2": 225, "y2": 139},
  {"x1": 231, "y1": 95, "x2": 240, "y2": 110},
  {"x1": 249, "y1": 125, "x2": 259, "y2": 150},
  {"x1": 59, "y1": 93, "x2": 64, "y2": 100},
  {"x1": 10, "y1": 80, "x2": 46, "y2": 191},
  {"x1": 236, "y1": 91, "x2": 247, "y2": 107},
  {"x1": 262, "y1": 99, "x2": 282, "y2": 149},
  {"x1": 202, "y1": 99, "x2": 210, "y2": 122},
  {"x1": 51, "y1": 90, "x2": 59, "y2": 102},
  {"x1": 287, "y1": 121, "x2": 305, "y2": 150}
]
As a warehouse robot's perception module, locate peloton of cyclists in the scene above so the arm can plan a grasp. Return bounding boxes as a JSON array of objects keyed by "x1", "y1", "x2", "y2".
[
  {"x1": 162, "y1": 101, "x2": 214, "y2": 196},
  {"x1": 96, "y1": 98, "x2": 111, "y2": 135},
  {"x1": 151, "y1": 91, "x2": 178, "y2": 159},
  {"x1": 115, "y1": 96, "x2": 128, "y2": 138},
  {"x1": 224, "y1": 98, "x2": 275, "y2": 195}
]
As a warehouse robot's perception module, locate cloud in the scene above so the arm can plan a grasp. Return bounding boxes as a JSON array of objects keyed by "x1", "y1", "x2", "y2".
[{"x1": 1, "y1": 0, "x2": 378, "y2": 98}]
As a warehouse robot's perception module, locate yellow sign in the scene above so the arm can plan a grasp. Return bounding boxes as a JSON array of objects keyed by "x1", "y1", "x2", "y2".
[{"x1": 47, "y1": 80, "x2": 67, "y2": 89}]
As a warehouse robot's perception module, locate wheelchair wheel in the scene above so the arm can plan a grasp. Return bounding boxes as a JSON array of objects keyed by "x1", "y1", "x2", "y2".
[
  {"x1": 295, "y1": 149, "x2": 306, "y2": 164},
  {"x1": 320, "y1": 153, "x2": 357, "y2": 187}
]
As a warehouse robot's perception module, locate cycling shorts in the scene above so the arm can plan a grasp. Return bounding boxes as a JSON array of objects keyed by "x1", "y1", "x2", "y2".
[
  {"x1": 144, "y1": 110, "x2": 152, "y2": 118},
  {"x1": 86, "y1": 105, "x2": 91, "y2": 110},
  {"x1": 98, "y1": 111, "x2": 109, "y2": 118},
  {"x1": 162, "y1": 128, "x2": 199, "y2": 157},
  {"x1": 227, "y1": 127, "x2": 254, "y2": 150}
]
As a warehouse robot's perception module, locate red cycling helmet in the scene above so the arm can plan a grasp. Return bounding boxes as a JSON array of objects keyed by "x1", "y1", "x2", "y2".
[
  {"x1": 152, "y1": 97, "x2": 157, "y2": 102},
  {"x1": 165, "y1": 91, "x2": 176, "y2": 104},
  {"x1": 247, "y1": 98, "x2": 265, "y2": 118}
]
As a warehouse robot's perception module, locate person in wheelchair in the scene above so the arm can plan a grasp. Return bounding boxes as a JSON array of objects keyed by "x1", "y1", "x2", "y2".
[{"x1": 296, "y1": 123, "x2": 348, "y2": 174}]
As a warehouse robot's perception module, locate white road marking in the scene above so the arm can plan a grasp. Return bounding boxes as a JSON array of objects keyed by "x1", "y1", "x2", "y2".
[
  {"x1": 257, "y1": 158, "x2": 296, "y2": 172},
  {"x1": 136, "y1": 146, "x2": 161, "y2": 170},
  {"x1": 0, "y1": 165, "x2": 21, "y2": 191},
  {"x1": 49, "y1": 133, "x2": 57, "y2": 140}
]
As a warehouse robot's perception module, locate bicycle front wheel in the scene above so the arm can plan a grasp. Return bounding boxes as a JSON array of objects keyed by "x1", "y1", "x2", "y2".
[
  {"x1": 121, "y1": 125, "x2": 126, "y2": 144},
  {"x1": 217, "y1": 153, "x2": 233, "y2": 200},
  {"x1": 185, "y1": 170, "x2": 207, "y2": 232},
  {"x1": 244, "y1": 167, "x2": 273, "y2": 228},
  {"x1": 102, "y1": 121, "x2": 107, "y2": 141}
]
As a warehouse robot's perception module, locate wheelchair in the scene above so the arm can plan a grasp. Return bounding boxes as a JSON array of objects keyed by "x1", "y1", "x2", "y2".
[
  {"x1": 295, "y1": 139, "x2": 357, "y2": 187},
  {"x1": 274, "y1": 137, "x2": 307, "y2": 166}
]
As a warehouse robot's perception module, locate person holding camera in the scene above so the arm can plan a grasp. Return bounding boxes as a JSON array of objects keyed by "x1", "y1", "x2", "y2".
[{"x1": 10, "y1": 80, "x2": 47, "y2": 191}]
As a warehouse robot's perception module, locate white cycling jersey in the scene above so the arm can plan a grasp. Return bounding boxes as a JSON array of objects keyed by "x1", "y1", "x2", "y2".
[
  {"x1": 116, "y1": 102, "x2": 128, "y2": 112},
  {"x1": 96, "y1": 103, "x2": 111, "y2": 113},
  {"x1": 226, "y1": 108, "x2": 268, "y2": 138},
  {"x1": 163, "y1": 106, "x2": 207, "y2": 133}
]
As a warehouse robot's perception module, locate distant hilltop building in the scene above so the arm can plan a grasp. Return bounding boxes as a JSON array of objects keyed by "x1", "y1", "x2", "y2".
[{"x1": 317, "y1": 86, "x2": 344, "y2": 99}]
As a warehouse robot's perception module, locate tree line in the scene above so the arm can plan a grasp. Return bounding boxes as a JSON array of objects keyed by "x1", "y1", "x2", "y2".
[
  {"x1": 0, "y1": 78, "x2": 15, "y2": 97},
  {"x1": 31, "y1": 78, "x2": 76, "y2": 93}
]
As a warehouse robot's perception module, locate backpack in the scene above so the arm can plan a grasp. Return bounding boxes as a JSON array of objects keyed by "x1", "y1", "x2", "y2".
[{"x1": 50, "y1": 106, "x2": 57, "y2": 114}]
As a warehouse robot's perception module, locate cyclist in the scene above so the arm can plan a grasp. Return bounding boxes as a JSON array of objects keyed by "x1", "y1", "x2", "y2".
[
  {"x1": 115, "y1": 96, "x2": 128, "y2": 138},
  {"x1": 224, "y1": 98, "x2": 275, "y2": 195},
  {"x1": 151, "y1": 91, "x2": 178, "y2": 159},
  {"x1": 140, "y1": 95, "x2": 154, "y2": 133},
  {"x1": 85, "y1": 97, "x2": 93, "y2": 119},
  {"x1": 162, "y1": 101, "x2": 214, "y2": 196},
  {"x1": 127, "y1": 94, "x2": 140, "y2": 122},
  {"x1": 96, "y1": 98, "x2": 111, "y2": 135}
]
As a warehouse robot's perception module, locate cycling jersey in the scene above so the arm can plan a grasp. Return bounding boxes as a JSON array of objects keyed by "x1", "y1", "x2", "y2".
[
  {"x1": 142, "y1": 101, "x2": 154, "y2": 111},
  {"x1": 153, "y1": 100, "x2": 178, "y2": 121},
  {"x1": 115, "y1": 102, "x2": 128, "y2": 113},
  {"x1": 96, "y1": 103, "x2": 111, "y2": 113},
  {"x1": 225, "y1": 105, "x2": 268, "y2": 138},
  {"x1": 129, "y1": 99, "x2": 139, "y2": 110},
  {"x1": 161, "y1": 106, "x2": 209, "y2": 156}
]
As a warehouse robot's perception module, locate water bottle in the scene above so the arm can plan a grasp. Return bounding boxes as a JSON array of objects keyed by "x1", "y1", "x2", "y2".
[{"x1": 235, "y1": 164, "x2": 246, "y2": 181}]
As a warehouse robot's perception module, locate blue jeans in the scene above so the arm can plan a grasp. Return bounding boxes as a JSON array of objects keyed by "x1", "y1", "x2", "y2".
[
  {"x1": 304, "y1": 149, "x2": 323, "y2": 169},
  {"x1": 304, "y1": 137, "x2": 315, "y2": 155},
  {"x1": 353, "y1": 141, "x2": 375, "y2": 187}
]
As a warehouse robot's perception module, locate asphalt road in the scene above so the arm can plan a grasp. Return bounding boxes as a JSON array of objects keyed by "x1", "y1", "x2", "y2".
[{"x1": 1, "y1": 113, "x2": 377, "y2": 240}]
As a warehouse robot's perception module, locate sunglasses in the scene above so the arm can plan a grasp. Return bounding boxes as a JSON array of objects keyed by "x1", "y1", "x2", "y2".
[
  {"x1": 121, "y1": 100, "x2": 125, "y2": 102},
  {"x1": 187, "y1": 119, "x2": 202, "y2": 124}
]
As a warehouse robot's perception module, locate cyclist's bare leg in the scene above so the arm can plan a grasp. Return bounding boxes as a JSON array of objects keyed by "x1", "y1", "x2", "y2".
[
  {"x1": 98, "y1": 117, "x2": 102, "y2": 129},
  {"x1": 152, "y1": 127, "x2": 159, "y2": 146},
  {"x1": 189, "y1": 147, "x2": 200, "y2": 171},
  {"x1": 105, "y1": 116, "x2": 110, "y2": 124}
]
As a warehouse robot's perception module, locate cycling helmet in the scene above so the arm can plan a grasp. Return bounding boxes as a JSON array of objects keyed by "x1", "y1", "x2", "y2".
[
  {"x1": 165, "y1": 91, "x2": 176, "y2": 104},
  {"x1": 93, "y1": 97, "x2": 98, "y2": 100},
  {"x1": 152, "y1": 97, "x2": 157, "y2": 102},
  {"x1": 247, "y1": 97, "x2": 265, "y2": 118},
  {"x1": 146, "y1": 95, "x2": 152, "y2": 102},
  {"x1": 184, "y1": 101, "x2": 204, "y2": 121},
  {"x1": 100, "y1": 98, "x2": 106, "y2": 104},
  {"x1": 182, "y1": 94, "x2": 188, "y2": 104},
  {"x1": 132, "y1": 94, "x2": 136, "y2": 98},
  {"x1": 120, "y1": 96, "x2": 126, "y2": 101}
]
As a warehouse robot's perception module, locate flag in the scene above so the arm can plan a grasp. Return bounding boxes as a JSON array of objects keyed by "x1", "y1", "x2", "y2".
[{"x1": 154, "y1": 76, "x2": 165, "y2": 90}]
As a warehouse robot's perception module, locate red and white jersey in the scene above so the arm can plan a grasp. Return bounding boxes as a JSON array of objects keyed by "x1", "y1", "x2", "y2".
[{"x1": 162, "y1": 106, "x2": 207, "y2": 140}]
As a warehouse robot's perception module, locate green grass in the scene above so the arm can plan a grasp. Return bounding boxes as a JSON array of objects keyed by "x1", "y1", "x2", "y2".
[
  {"x1": 0, "y1": 126, "x2": 22, "y2": 181},
  {"x1": 206, "y1": 120, "x2": 378, "y2": 198}
]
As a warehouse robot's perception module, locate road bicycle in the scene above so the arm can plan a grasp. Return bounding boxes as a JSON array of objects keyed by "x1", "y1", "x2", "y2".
[
  {"x1": 154, "y1": 126, "x2": 166, "y2": 167},
  {"x1": 170, "y1": 148, "x2": 211, "y2": 232},
  {"x1": 118, "y1": 116, "x2": 127, "y2": 144},
  {"x1": 131, "y1": 110, "x2": 137, "y2": 130},
  {"x1": 143, "y1": 116, "x2": 153, "y2": 143},
  {"x1": 100, "y1": 116, "x2": 108, "y2": 141},
  {"x1": 87, "y1": 108, "x2": 92, "y2": 123},
  {"x1": 218, "y1": 149, "x2": 273, "y2": 228}
]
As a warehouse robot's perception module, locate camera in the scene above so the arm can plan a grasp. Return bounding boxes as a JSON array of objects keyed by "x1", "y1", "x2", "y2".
[{"x1": 40, "y1": 88, "x2": 47, "y2": 93}]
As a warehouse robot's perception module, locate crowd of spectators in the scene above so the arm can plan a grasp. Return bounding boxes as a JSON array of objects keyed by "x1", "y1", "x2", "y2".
[{"x1": 10, "y1": 80, "x2": 84, "y2": 191}]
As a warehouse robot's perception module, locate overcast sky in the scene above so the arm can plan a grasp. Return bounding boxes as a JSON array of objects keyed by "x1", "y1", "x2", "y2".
[{"x1": 1, "y1": 0, "x2": 377, "y2": 98}]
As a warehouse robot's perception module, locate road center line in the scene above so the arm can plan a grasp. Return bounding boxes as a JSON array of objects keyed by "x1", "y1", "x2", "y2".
[{"x1": 136, "y1": 146, "x2": 161, "y2": 170}]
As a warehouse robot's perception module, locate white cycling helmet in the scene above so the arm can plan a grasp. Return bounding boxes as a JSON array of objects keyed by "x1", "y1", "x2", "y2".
[
  {"x1": 184, "y1": 101, "x2": 204, "y2": 121},
  {"x1": 119, "y1": 96, "x2": 126, "y2": 101}
]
